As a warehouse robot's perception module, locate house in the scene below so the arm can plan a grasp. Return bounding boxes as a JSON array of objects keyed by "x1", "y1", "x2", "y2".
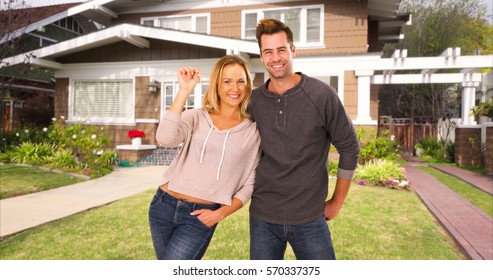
[
  {"x1": 2, "y1": 0, "x2": 410, "y2": 163},
  {"x1": 2, "y1": 0, "x2": 490, "y2": 167}
]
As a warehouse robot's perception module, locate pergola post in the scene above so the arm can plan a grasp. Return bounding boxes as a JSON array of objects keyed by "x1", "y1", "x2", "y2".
[
  {"x1": 355, "y1": 70, "x2": 375, "y2": 124},
  {"x1": 461, "y1": 81, "x2": 480, "y2": 125}
]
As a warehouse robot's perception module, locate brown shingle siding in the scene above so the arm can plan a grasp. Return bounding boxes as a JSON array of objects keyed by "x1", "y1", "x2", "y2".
[{"x1": 112, "y1": 0, "x2": 368, "y2": 56}]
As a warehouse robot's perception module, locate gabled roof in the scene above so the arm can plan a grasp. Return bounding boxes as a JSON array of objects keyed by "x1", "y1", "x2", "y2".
[
  {"x1": 2, "y1": 0, "x2": 408, "y2": 43},
  {"x1": 0, "y1": 3, "x2": 83, "y2": 41},
  {"x1": 3, "y1": 23, "x2": 259, "y2": 69}
]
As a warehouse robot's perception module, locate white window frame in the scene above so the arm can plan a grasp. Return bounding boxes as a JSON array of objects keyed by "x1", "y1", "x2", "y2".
[
  {"x1": 69, "y1": 79, "x2": 135, "y2": 125},
  {"x1": 161, "y1": 80, "x2": 208, "y2": 117},
  {"x1": 241, "y1": 5, "x2": 324, "y2": 49},
  {"x1": 141, "y1": 13, "x2": 211, "y2": 34},
  {"x1": 27, "y1": 33, "x2": 58, "y2": 47}
]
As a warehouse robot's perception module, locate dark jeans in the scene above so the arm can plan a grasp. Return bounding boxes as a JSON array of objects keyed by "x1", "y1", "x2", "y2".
[
  {"x1": 249, "y1": 216, "x2": 336, "y2": 260},
  {"x1": 148, "y1": 187, "x2": 221, "y2": 260}
]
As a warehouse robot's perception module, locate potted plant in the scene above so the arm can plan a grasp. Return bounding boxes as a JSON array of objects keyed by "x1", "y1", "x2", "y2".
[{"x1": 127, "y1": 130, "x2": 145, "y2": 146}]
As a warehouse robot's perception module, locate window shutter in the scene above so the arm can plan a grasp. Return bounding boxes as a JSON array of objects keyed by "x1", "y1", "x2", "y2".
[
  {"x1": 245, "y1": 13, "x2": 258, "y2": 40},
  {"x1": 307, "y1": 8, "x2": 321, "y2": 43},
  {"x1": 196, "y1": 16, "x2": 207, "y2": 34}
]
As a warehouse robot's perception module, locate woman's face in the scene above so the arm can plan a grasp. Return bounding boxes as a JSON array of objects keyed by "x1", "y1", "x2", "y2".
[{"x1": 218, "y1": 64, "x2": 247, "y2": 109}]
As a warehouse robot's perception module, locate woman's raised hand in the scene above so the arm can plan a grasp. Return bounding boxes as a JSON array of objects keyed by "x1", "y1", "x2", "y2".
[
  {"x1": 177, "y1": 67, "x2": 201, "y2": 95},
  {"x1": 168, "y1": 67, "x2": 201, "y2": 113}
]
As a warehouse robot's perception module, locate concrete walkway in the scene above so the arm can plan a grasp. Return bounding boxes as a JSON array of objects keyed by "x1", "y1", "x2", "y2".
[
  {"x1": 0, "y1": 165, "x2": 166, "y2": 238},
  {"x1": 402, "y1": 160, "x2": 493, "y2": 260}
]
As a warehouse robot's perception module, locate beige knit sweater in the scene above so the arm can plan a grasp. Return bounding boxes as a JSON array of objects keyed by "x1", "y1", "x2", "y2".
[{"x1": 156, "y1": 109, "x2": 261, "y2": 206}]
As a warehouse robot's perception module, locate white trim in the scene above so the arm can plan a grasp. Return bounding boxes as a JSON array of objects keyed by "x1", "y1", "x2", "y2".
[
  {"x1": 372, "y1": 73, "x2": 483, "y2": 84},
  {"x1": 116, "y1": 144, "x2": 156, "y2": 151},
  {"x1": 115, "y1": 0, "x2": 306, "y2": 14},
  {"x1": 141, "y1": 13, "x2": 211, "y2": 34},
  {"x1": 29, "y1": 58, "x2": 63, "y2": 70},
  {"x1": 135, "y1": 119, "x2": 159, "y2": 123},
  {"x1": 2, "y1": 24, "x2": 259, "y2": 68}
]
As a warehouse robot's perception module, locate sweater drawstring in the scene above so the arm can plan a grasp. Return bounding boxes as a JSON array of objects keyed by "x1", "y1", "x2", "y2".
[
  {"x1": 216, "y1": 129, "x2": 231, "y2": 180},
  {"x1": 200, "y1": 125, "x2": 214, "y2": 164}
]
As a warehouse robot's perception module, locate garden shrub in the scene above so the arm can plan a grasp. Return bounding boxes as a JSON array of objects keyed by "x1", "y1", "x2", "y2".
[
  {"x1": 0, "y1": 128, "x2": 46, "y2": 153},
  {"x1": 357, "y1": 128, "x2": 401, "y2": 163},
  {"x1": 11, "y1": 142, "x2": 55, "y2": 165},
  {"x1": 353, "y1": 159, "x2": 410, "y2": 191},
  {"x1": 49, "y1": 149, "x2": 79, "y2": 170},
  {"x1": 415, "y1": 137, "x2": 454, "y2": 163},
  {"x1": 2, "y1": 117, "x2": 116, "y2": 178}
]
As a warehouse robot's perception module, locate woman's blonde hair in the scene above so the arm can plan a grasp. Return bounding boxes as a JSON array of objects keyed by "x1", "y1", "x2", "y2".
[{"x1": 202, "y1": 55, "x2": 253, "y2": 119}]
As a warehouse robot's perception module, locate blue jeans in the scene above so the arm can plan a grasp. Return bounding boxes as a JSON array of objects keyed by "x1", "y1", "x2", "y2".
[
  {"x1": 148, "y1": 187, "x2": 221, "y2": 260},
  {"x1": 249, "y1": 216, "x2": 336, "y2": 260}
]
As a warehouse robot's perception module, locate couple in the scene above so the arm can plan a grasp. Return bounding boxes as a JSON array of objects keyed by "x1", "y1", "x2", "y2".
[{"x1": 148, "y1": 19, "x2": 360, "y2": 260}]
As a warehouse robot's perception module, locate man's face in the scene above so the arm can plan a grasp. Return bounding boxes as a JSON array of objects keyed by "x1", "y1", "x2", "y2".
[{"x1": 259, "y1": 31, "x2": 296, "y2": 80}]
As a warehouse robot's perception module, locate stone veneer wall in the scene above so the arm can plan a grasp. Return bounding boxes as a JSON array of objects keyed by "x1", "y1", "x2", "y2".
[
  {"x1": 137, "y1": 147, "x2": 180, "y2": 166},
  {"x1": 454, "y1": 127, "x2": 482, "y2": 168},
  {"x1": 485, "y1": 126, "x2": 493, "y2": 175}
]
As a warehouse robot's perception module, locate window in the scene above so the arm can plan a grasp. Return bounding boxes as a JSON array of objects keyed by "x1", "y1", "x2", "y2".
[
  {"x1": 163, "y1": 81, "x2": 208, "y2": 112},
  {"x1": 141, "y1": 14, "x2": 210, "y2": 34},
  {"x1": 53, "y1": 17, "x2": 84, "y2": 34},
  {"x1": 27, "y1": 33, "x2": 57, "y2": 47},
  {"x1": 73, "y1": 80, "x2": 134, "y2": 123},
  {"x1": 242, "y1": 5, "x2": 324, "y2": 47}
]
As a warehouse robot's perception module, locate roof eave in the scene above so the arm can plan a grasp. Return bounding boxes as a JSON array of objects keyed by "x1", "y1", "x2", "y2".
[{"x1": 2, "y1": 24, "x2": 260, "y2": 70}]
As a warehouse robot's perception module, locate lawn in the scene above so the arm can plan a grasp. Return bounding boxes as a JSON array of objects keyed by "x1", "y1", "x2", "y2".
[
  {"x1": 0, "y1": 181, "x2": 465, "y2": 260},
  {"x1": 0, "y1": 164, "x2": 87, "y2": 199}
]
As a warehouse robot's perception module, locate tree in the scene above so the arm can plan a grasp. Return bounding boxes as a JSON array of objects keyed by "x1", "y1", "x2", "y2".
[
  {"x1": 0, "y1": 0, "x2": 33, "y2": 73},
  {"x1": 0, "y1": 1, "x2": 41, "y2": 131},
  {"x1": 379, "y1": 0, "x2": 492, "y2": 122}
]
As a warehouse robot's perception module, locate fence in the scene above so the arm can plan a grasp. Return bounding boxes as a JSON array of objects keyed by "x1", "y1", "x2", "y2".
[{"x1": 378, "y1": 116, "x2": 437, "y2": 155}]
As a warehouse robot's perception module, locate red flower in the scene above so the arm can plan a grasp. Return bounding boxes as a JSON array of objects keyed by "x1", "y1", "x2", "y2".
[{"x1": 127, "y1": 130, "x2": 145, "y2": 139}]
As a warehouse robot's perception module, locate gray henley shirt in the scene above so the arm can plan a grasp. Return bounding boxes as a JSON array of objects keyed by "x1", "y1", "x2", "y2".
[{"x1": 249, "y1": 73, "x2": 360, "y2": 225}]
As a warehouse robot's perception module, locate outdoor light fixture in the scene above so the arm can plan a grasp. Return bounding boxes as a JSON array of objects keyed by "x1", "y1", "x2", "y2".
[{"x1": 148, "y1": 80, "x2": 160, "y2": 93}]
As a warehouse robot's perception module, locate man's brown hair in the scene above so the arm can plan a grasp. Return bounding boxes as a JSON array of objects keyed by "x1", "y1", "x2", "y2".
[{"x1": 255, "y1": 18, "x2": 294, "y2": 50}]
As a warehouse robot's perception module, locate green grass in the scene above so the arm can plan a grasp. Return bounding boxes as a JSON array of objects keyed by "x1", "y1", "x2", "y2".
[
  {"x1": 0, "y1": 182, "x2": 465, "y2": 260},
  {"x1": 417, "y1": 166, "x2": 493, "y2": 217},
  {"x1": 0, "y1": 164, "x2": 87, "y2": 199}
]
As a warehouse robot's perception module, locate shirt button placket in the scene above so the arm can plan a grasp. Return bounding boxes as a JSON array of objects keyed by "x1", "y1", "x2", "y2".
[{"x1": 277, "y1": 98, "x2": 284, "y2": 128}]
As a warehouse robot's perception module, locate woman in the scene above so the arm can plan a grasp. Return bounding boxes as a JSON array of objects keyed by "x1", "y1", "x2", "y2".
[{"x1": 149, "y1": 55, "x2": 261, "y2": 260}]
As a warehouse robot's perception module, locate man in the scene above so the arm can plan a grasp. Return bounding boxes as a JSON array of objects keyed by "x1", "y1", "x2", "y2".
[{"x1": 249, "y1": 19, "x2": 360, "y2": 260}]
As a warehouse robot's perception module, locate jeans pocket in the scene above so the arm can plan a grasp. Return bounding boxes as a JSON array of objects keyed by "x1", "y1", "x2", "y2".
[{"x1": 193, "y1": 215, "x2": 213, "y2": 229}]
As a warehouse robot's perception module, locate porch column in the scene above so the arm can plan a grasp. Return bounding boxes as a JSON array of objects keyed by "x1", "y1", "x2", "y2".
[
  {"x1": 355, "y1": 70, "x2": 374, "y2": 124},
  {"x1": 461, "y1": 81, "x2": 479, "y2": 125}
]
